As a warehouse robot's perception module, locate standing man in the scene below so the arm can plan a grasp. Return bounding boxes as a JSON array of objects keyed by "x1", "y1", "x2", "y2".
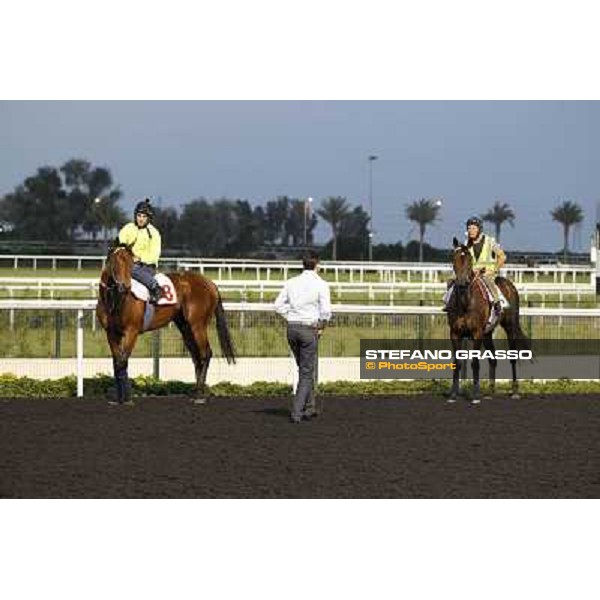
[
  {"x1": 274, "y1": 250, "x2": 332, "y2": 424},
  {"x1": 118, "y1": 199, "x2": 163, "y2": 303}
]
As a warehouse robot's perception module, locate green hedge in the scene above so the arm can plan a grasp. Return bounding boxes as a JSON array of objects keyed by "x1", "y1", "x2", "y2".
[{"x1": 0, "y1": 373, "x2": 599, "y2": 398}]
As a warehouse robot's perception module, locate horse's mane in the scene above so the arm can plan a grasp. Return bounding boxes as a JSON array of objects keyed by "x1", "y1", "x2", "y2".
[{"x1": 106, "y1": 240, "x2": 133, "y2": 260}]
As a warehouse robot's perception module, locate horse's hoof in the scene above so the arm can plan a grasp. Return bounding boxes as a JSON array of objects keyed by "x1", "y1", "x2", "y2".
[
  {"x1": 447, "y1": 395, "x2": 458, "y2": 403},
  {"x1": 510, "y1": 393, "x2": 521, "y2": 400},
  {"x1": 191, "y1": 397, "x2": 207, "y2": 405},
  {"x1": 471, "y1": 398, "x2": 481, "y2": 405}
]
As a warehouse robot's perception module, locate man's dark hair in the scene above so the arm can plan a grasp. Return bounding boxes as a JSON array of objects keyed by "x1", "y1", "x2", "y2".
[{"x1": 302, "y1": 249, "x2": 320, "y2": 270}]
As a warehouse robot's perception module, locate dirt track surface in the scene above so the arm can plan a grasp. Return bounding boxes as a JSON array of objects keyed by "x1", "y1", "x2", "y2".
[{"x1": 1, "y1": 394, "x2": 600, "y2": 498}]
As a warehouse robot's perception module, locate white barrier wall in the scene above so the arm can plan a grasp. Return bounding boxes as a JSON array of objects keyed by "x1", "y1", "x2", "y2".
[{"x1": 0, "y1": 357, "x2": 361, "y2": 385}]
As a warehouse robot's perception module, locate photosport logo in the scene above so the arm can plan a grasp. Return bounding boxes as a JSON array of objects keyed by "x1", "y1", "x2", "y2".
[{"x1": 360, "y1": 339, "x2": 600, "y2": 380}]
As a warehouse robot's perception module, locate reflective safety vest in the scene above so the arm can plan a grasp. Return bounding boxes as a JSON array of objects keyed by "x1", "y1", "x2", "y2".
[{"x1": 468, "y1": 235, "x2": 499, "y2": 271}]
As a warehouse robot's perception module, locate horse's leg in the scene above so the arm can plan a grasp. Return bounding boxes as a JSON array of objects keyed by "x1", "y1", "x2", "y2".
[
  {"x1": 499, "y1": 317, "x2": 521, "y2": 399},
  {"x1": 174, "y1": 314, "x2": 212, "y2": 404},
  {"x1": 482, "y1": 334, "x2": 497, "y2": 399},
  {"x1": 497, "y1": 279, "x2": 527, "y2": 399},
  {"x1": 107, "y1": 327, "x2": 139, "y2": 405},
  {"x1": 507, "y1": 336, "x2": 520, "y2": 399},
  {"x1": 471, "y1": 335, "x2": 483, "y2": 403},
  {"x1": 500, "y1": 315, "x2": 521, "y2": 400},
  {"x1": 448, "y1": 332, "x2": 462, "y2": 401}
]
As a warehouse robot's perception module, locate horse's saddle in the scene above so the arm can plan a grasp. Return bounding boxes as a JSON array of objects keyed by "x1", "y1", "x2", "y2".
[
  {"x1": 131, "y1": 273, "x2": 178, "y2": 305},
  {"x1": 476, "y1": 277, "x2": 509, "y2": 309},
  {"x1": 474, "y1": 277, "x2": 509, "y2": 334}
]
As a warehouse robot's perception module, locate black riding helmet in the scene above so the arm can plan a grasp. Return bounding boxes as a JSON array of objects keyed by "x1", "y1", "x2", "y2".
[
  {"x1": 134, "y1": 199, "x2": 154, "y2": 221},
  {"x1": 466, "y1": 215, "x2": 483, "y2": 229}
]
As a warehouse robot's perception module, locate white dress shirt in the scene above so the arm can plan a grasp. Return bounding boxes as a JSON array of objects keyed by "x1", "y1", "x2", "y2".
[{"x1": 274, "y1": 270, "x2": 332, "y2": 325}]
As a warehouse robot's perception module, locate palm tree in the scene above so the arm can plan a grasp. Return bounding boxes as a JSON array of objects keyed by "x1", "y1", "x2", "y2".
[
  {"x1": 317, "y1": 196, "x2": 350, "y2": 261},
  {"x1": 481, "y1": 201, "x2": 515, "y2": 241},
  {"x1": 550, "y1": 200, "x2": 584, "y2": 262},
  {"x1": 405, "y1": 198, "x2": 442, "y2": 263}
]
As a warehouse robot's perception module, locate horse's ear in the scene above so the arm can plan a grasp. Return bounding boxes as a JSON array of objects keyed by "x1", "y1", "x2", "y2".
[{"x1": 452, "y1": 236, "x2": 459, "y2": 248}]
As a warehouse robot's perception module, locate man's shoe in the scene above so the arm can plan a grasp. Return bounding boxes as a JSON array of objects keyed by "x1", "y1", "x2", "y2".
[{"x1": 302, "y1": 411, "x2": 319, "y2": 421}]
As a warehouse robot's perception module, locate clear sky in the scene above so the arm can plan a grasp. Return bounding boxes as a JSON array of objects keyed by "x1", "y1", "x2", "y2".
[{"x1": 1, "y1": 100, "x2": 598, "y2": 252}]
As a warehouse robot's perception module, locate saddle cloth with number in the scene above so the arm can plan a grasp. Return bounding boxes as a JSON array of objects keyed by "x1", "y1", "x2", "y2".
[{"x1": 131, "y1": 273, "x2": 178, "y2": 305}]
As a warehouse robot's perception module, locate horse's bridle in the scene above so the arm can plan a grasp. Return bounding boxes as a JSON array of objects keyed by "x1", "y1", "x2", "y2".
[
  {"x1": 453, "y1": 246, "x2": 472, "y2": 289},
  {"x1": 106, "y1": 246, "x2": 131, "y2": 295}
]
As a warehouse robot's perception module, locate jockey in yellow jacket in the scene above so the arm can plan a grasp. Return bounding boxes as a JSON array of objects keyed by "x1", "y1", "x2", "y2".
[
  {"x1": 444, "y1": 215, "x2": 506, "y2": 313},
  {"x1": 118, "y1": 199, "x2": 163, "y2": 303}
]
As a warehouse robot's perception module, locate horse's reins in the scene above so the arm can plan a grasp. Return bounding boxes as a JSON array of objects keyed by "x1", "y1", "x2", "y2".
[{"x1": 453, "y1": 246, "x2": 492, "y2": 308}]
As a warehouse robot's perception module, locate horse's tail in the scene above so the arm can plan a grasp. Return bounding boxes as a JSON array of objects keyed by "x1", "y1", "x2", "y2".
[
  {"x1": 509, "y1": 310, "x2": 531, "y2": 352},
  {"x1": 498, "y1": 276, "x2": 531, "y2": 351},
  {"x1": 215, "y1": 292, "x2": 236, "y2": 364}
]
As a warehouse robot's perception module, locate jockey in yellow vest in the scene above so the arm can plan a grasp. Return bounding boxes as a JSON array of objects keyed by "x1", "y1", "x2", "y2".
[
  {"x1": 118, "y1": 199, "x2": 163, "y2": 303},
  {"x1": 444, "y1": 216, "x2": 506, "y2": 313}
]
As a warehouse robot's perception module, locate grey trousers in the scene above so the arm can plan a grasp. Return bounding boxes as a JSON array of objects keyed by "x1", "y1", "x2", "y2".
[
  {"x1": 132, "y1": 262, "x2": 158, "y2": 290},
  {"x1": 287, "y1": 323, "x2": 318, "y2": 419}
]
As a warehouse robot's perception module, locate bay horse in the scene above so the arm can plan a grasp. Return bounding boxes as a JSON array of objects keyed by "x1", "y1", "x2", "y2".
[
  {"x1": 447, "y1": 237, "x2": 530, "y2": 402},
  {"x1": 96, "y1": 243, "x2": 236, "y2": 405}
]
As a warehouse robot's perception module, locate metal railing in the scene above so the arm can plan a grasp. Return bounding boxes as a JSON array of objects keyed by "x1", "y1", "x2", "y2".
[
  {"x1": 1, "y1": 299, "x2": 599, "y2": 397},
  {"x1": 0, "y1": 254, "x2": 595, "y2": 285},
  {"x1": 0, "y1": 277, "x2": 596, "y2": 304}
]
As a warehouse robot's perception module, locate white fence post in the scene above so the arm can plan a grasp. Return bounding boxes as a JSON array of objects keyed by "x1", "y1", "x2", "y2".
[{"x1": 77, "y1": 309, "x2": 84, "y2": 398}]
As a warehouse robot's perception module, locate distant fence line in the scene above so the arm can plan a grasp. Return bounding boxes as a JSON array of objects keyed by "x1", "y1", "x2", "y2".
[
  {"x1": 0, "y1": 254, "x2": 597, "y2": 286},
  {"x1": 0, "y1": 277, "x2": 596, "y2": 304}
]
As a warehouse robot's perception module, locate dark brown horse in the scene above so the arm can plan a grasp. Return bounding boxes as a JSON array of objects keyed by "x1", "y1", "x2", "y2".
[
  {"x1": 96, "y1": 243, "x2": 236, "y2": 405},
  {"x1": 447, "y1": 237, "x2": 530, "y2": 402}
]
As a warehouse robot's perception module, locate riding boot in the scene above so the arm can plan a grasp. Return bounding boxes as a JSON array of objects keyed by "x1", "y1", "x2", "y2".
[
  {"x1": 148, "y1": 283, "x2": 162, "y2": 304},
  {"x1": 442, "y1": 282, "x2": 454, "y2": 312}
]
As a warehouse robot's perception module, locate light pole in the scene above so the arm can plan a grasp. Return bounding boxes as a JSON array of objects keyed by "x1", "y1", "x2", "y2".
[
  {"x1": 304, "y1": 196, "x2": 313, "y2": 246},
  {"x1": 368, "y1": 155, "x2": 378, "y2": 261},
  {"x1": 94, "y1": 196, "x2": 110, "y2": 254}
]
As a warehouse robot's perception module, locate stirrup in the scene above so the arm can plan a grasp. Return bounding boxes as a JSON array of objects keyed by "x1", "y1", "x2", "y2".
[{"x1": 149, "y1": 287, "x2": 162, "y2": 304}]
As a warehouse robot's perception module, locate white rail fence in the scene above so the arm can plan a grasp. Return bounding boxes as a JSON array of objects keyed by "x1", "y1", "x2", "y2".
[
  {"x1": 0, "y1": 277, "x2": 596, "y2": 304},
  {"x1": 1, "y1": 255, "x2": 596, "y2": 285},
  {"x1": 1, "y1": 300, "x2": 599, "y2": 397}
]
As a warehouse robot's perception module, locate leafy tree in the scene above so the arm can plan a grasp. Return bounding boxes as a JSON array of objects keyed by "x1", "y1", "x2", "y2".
[
  {"x1": 284, "y1": 199, "x2": 317, "y2": 247},
  {"x1": 405, "y1": 198, "x2": 442, "y2": 263},
  {"x1": 331, "y1": 205, "x2": 370, "y2": 260},
  {"x1": 372, "y1": 241, "x2": 404, "y2": 261},
  {"x1": 231, "y1": 200, "x2": 259, "y2": 254},
  {"x1": 481, "y1": 201, "x2": 515, "y2": 241},
  {"x1": 1, "y1": 167, "x2": 69, "y2": 241},
  {"x1": 251, "y1": 205, "x2": 267, "y2": 249},
  {"x1": 178, "y1": 199, "x2": 213, "y2": 253},
  {"x1": 550, "y1": 200, "x2": 584, "y2": 262},
  {"x1": 0, "y1": 158, "x2": 125, "y2": 244},
  {"x1": 317, "y1": 197, "x2": 351, "y2": 260},
  {"x1": 153, "y1": 205, "x2": 180, "y2": 249},
  {"x1": 177, "y1": 198, "x2": 266, "y2": 257},
  {"x1": 264, "y1": 197, "x2": 291, "y2": 245},
  {"x1": 92, "y1": 192, "x2": 127, "y2": 252}
]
